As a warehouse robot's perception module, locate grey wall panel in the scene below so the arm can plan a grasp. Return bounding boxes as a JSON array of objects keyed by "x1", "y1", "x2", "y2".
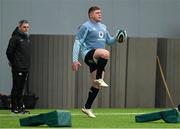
[
  {"x1": 47, "y1": 36, "x2": 56, "y2": 108},
  {"x1": 166, "y1": 39, "x2": 180, "y2": 106},
  {"x1": 41, "y1": 36, "x2": 49, "y2": 108},
  {"x1": 62, "y1": 35, "x2": 75, "y2": 108},
  {"x1": 29, "y1": 35, "x2": 49, "y2": 108},
  {"x1": 110, "y1": 42, "x2": 127, "y2": 107},
  {"x1": 56, "y1": 35, "x2": 64, "y2": 108},
  {"x1": 126, "y1": 38, "x2": 157, "y2": 107},
  {"x1": 155, "y1": 39, "x2": 168, "y2": 107},
  {"x1": 29, "y1": 35, "x2": 76, "y2": 108}
]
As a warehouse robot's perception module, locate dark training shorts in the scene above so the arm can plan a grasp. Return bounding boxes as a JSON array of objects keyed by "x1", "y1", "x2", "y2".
[{"x1": 84, "y1": 49, "x2": 97, "y2": 73}]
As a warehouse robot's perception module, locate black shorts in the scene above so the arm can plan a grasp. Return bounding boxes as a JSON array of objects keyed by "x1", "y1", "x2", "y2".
[{"x1": 84, "y1": 49, "x2": 97, "y2": 73}]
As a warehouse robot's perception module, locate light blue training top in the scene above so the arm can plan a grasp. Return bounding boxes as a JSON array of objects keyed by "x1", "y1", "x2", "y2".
[{"x1": 72, "y1": 20, "x2": 118, "y2": 63}]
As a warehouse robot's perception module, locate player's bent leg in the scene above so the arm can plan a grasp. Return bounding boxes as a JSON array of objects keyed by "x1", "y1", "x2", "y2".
[{"x1": 93, "y1": 49, "x2": 109, "y2": 87}]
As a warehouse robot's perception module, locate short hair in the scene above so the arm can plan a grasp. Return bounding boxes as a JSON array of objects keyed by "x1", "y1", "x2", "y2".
[
  {"x1": 88, "y1": 6, "x2": 101, "y2": 17},
  {"x1": 18, "y1": 20, "x2": 29, "y2": 27}
]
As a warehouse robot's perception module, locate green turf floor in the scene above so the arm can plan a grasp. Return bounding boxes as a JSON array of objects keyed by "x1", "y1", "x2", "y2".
[{"x1": 0, "y1": 108, "x2": 180, "y2": 128}]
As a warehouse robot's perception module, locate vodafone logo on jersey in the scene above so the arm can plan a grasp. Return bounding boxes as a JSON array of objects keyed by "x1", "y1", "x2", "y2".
[
  {"x1": 98, "y1": 31, "x2": 104, "y2": 38},
  {"x1": 97, "y1": 31, "x2": 105, "y2": 41}
]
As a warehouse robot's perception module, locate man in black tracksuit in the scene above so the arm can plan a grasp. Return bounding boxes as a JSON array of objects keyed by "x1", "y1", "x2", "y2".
[{"x1": 6, "y1": 20, "x2": 30, "y2": 114}]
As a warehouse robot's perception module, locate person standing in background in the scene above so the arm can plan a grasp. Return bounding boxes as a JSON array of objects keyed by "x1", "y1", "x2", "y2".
[{"x1": 6, "y1": 20, "x2": 31, "y2": 114}]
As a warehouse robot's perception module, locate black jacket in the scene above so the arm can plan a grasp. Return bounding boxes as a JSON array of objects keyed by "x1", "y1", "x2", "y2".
[{"x1": 6, "y1": 27, "x2": 30, "y2": 72}]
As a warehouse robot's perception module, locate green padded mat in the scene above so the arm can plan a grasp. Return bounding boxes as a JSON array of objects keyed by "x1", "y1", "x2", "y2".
[
  {"x1": 135, "y1": 108, "x2": 180, "y2": 123},
  {"x1": 135, "y1": 110, "x2": 162, "y2": 122},
  {"x1": 161, "y1": 108, "x2": 180, "y2": 123},
  {"x1": 20, "y1": 110, "x2": 71, "y2": 127}
]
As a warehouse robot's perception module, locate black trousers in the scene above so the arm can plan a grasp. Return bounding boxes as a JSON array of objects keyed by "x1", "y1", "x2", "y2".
[{"x1": 11, "y1": 71, "x2": 28, "y2": 110}]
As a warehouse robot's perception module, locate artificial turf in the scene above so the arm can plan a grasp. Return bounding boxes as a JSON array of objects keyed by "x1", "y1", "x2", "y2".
[{"x1": 0, "y1": 108, "x2": 180, "y2": 128}]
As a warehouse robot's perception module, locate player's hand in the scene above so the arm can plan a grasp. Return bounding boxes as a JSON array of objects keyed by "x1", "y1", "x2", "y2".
[{"x1": 72, "y1": 61, "x2": 81, "y2": 71}]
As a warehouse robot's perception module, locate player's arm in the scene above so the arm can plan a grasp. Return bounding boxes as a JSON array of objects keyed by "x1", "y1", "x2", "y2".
[
  {"x1": 6, "y1": 37, "x2": 17, "y2": 66},
  {"x1": 72, "y1": 39, "x2": 82, "y2": 71},
  {"x1": 72, "y1": 25, "x2": 88, "y2": 71}
]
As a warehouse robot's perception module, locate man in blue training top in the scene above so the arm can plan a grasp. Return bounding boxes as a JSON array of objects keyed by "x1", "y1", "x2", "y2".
[{"x1": 72, "y1": 6, "x2": 126, "y2": 118}]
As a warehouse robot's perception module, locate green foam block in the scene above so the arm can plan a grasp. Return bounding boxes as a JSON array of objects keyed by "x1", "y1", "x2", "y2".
[
  {"x1": 161, "y1": 108, "x2": 180, "y2": 123},
  {"x1": 20, "y1": 110, "x2": 72, "y2": 127},
  {"x1": 135, "y1": 111, "x2": 162, "y2": 122},
  {"x1": 135, "y1": 108, "x2": 180, "y2": 123}
]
